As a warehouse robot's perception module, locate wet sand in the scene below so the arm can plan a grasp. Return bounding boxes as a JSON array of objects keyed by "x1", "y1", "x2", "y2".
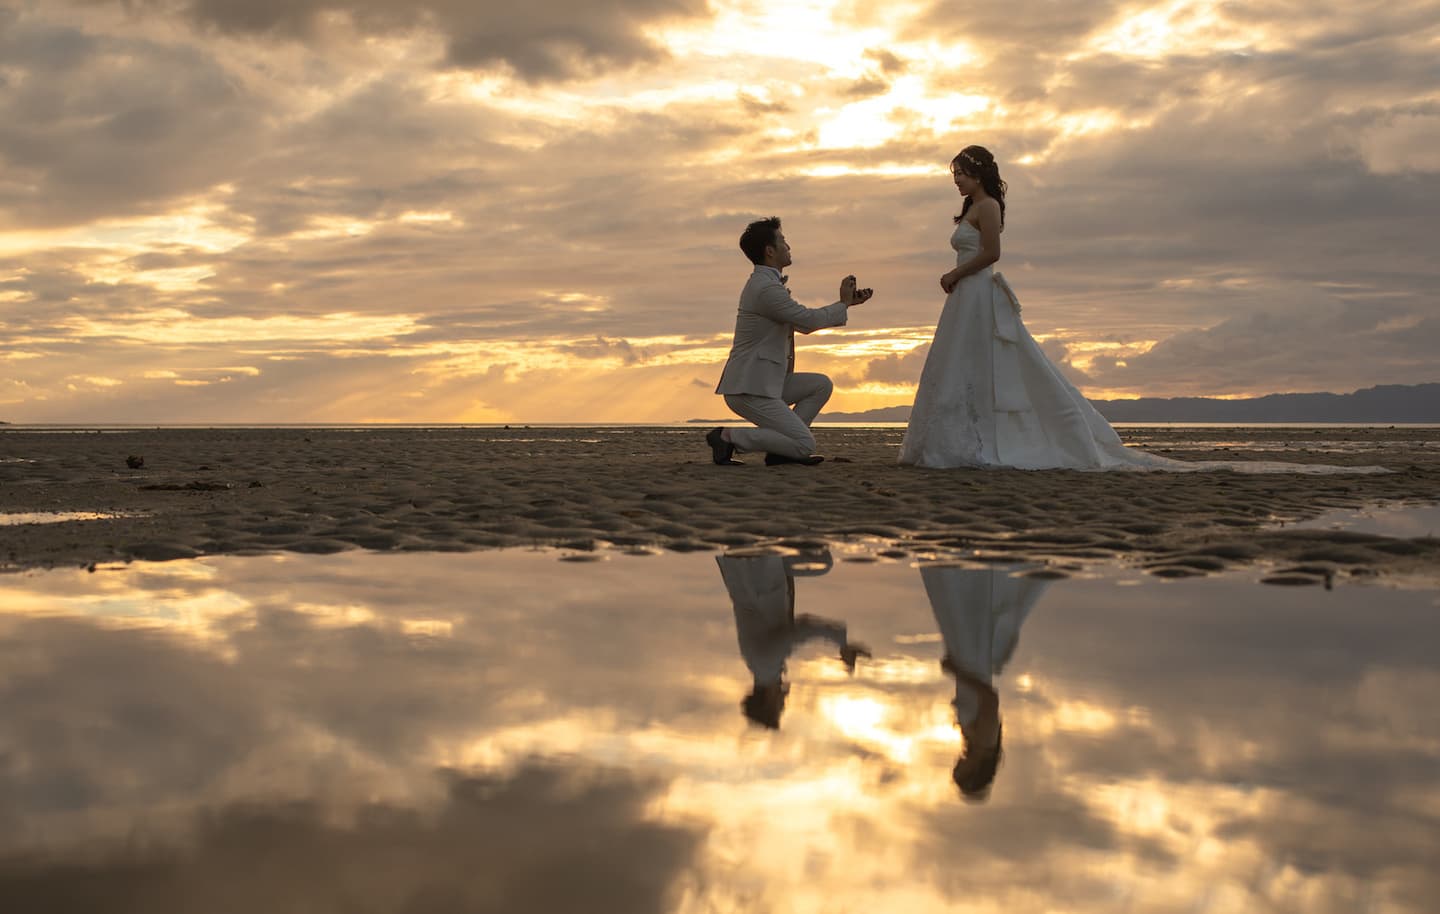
[{"x1": 2, "y1": 426, "x2": 1437, "y2": 582}]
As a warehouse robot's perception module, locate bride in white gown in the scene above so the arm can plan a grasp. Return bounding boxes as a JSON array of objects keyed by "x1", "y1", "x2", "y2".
[{"x1": 899, "y1": 146, "x2": 1385, "y2": 475}]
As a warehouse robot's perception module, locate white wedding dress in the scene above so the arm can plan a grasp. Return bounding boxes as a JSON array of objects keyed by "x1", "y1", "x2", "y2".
[{"x1": 899, "y1": 222, "x2": 1386, "y2": 474}]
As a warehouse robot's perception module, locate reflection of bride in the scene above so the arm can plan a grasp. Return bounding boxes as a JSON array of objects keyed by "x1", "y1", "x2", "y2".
[
  {"x1": 716, "y1": 550, "x2": 868, "y2": 729},
  {"x1": 921, "y1": 563, "x2": 1050, "y2": 800}
]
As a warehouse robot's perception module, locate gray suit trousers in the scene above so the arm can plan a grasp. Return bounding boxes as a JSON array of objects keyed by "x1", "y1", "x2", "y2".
[{"x1": 723, "y1": 372, "x2": 833, "y2": 458}]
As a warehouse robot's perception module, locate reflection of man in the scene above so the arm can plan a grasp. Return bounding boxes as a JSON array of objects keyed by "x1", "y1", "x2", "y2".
[
  {"x1": 717, "y1": 549, "x2": 869, "y2": 728},
  {"x1": 920, "y1": 564, "x2": 1050, "y2": 801}
]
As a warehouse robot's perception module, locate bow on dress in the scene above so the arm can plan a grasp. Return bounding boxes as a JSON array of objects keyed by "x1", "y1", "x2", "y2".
[
  {"x1": 991, "y1": 272, "x2": 1029, "y2": 413},
  {"x1": 992, "y1": 272, "x2": 1022, "y2": 343}
]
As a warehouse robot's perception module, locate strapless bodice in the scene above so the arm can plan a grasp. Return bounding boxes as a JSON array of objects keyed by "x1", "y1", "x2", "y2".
[{"x1": 951, "y1": 221, "x2": 981, "y2": 262}]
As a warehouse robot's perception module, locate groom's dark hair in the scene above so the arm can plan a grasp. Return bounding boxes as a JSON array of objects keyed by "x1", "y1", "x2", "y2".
[{"x1": 739, "y1": 216, "x2": 782, "y2": 265}]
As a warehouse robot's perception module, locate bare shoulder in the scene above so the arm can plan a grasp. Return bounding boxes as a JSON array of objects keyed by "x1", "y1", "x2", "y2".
[
  {"x1": 974, "y1": 197, "x2": 1004, "y2": 233},
  {"x1": 975, "y1": 197, "x2": 1003, "y2": 217}
]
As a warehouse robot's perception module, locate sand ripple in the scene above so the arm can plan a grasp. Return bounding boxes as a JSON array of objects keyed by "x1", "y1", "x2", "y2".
[{"x1": 1, "y1": 426, "x2": 1436, "y2": 581}]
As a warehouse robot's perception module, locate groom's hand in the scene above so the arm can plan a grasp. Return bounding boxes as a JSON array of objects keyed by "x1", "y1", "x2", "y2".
[
  {"x1": 841, "y1": 275, "x2": 872, "y2": 305},
  {"x1": 840, "y1": 642, "x2": 872, "y2": 672}
]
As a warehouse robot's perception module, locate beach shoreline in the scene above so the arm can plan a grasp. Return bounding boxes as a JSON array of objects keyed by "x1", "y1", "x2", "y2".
[{"x1": 2, "y1": 426, "x2": 1437, "y2": 582}]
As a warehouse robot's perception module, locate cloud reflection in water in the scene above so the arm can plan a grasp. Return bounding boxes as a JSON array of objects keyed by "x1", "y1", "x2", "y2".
[{"x1": 0, "y1": 549, "x2": 1437, "y2": 911}]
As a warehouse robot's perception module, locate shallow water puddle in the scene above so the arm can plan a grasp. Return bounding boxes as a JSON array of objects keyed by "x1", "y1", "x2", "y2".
[
  {"x1": 1283, "y1": 501, "x2": 1440, "y2": 538},
  {"x1": 0, "y1": 511, "x2": 136, "y2": 526},
  {"x1": 1, "y1": 549, "x2": 1437, "y2": 911},
  {"x1": 1118, "y1": 429, "x2": 1417, "y2": 456}
]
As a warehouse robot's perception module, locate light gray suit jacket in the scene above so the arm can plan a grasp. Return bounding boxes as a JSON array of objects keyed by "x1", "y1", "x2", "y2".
[
  {"x1": 715, "y1": 266, "x2": 849, "y2": 399},
  {"x1": 716, "y1": 552, "x2": 841, "y2": 685}
]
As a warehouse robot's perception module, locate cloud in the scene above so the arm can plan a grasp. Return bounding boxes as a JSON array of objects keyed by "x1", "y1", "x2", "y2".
[
  {"x1": 0, "y1": 15, "x2": 268, "y2": 229},
  {"x1": 71, "y1": 0, "x2": 713, "y2": 82},
  {"x1": 0, "y1": 762, "x2": 701, "y2": 914},
  {"x1": 560, "y1": 335, "x2": 649, "y2": 364},
  {"x1": 841, "y1": 76, "x2": 889, "y2": 99},
  {"x1": 1355, "y1": 111, "x2": 1440, "y2": 175},
  {"x1": 2, "y1": 0, "x2": 1438, "y2": 421},
  {"x1": 858, "y1": 343, "x2": 928, "y2": 384},
  {"x1": 909, "y1": 0, "x2": 1125, "y2": 48},
  {"x1": 1038, "y1": 338, "x2": 1094, "y2": 386},
  {"x1": 862, "y1": 48, "x2": 907, "y2": 76},
  {"x1": 1085, "y1": 300, "x2": 1440, "y2": 394}
]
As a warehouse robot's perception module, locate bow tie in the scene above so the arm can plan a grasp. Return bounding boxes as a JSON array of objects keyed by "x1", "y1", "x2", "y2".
[{"x1": 779, "y1": 275, "x2": 789, "y2": 286}]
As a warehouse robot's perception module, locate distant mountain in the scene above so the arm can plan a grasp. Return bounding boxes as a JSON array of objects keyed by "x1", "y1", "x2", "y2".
[
  {"x1": 808, "y1": 405, "x2": 911, "y2": 423},
  {"x1": 810, "y1": 383, "x2": 1440, "y2": 423}
]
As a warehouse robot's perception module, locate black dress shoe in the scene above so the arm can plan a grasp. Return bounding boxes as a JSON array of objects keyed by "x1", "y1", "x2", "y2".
[
  {"x1": 706, "y1": 427, "x2": 743, "y2": 465},
  {"x1": 765, "y1": 452, "x2": 825, "y2": 466}
]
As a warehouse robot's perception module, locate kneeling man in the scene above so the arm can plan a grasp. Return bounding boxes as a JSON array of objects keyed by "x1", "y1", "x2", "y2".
[{"x1": 707, "y1": 217, "x2": 873, "y2": 466}]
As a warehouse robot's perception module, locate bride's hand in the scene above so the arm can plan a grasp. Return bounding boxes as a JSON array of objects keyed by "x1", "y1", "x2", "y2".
[{"x1": 940, "y1": 270, "x2": 961, "y2": 293}]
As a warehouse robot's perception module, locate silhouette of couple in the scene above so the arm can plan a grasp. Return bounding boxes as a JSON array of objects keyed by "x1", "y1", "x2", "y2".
[
  {"x1": 716, "y1": 549, "x2": 1049, "y2": 800},
  {"x1": 707, "y1": 169, "x2": 1386, "y2": 474}
]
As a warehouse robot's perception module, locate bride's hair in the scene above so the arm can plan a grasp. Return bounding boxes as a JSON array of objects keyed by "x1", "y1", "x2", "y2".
[{"x1": 953, "y1": 145, "x2": 1007, "y2": 226}]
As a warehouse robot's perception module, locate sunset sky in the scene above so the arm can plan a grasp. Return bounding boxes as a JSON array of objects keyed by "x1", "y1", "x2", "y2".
[{"x1": 1, "y1": 0, "x2": 1436, "y2": 423}]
